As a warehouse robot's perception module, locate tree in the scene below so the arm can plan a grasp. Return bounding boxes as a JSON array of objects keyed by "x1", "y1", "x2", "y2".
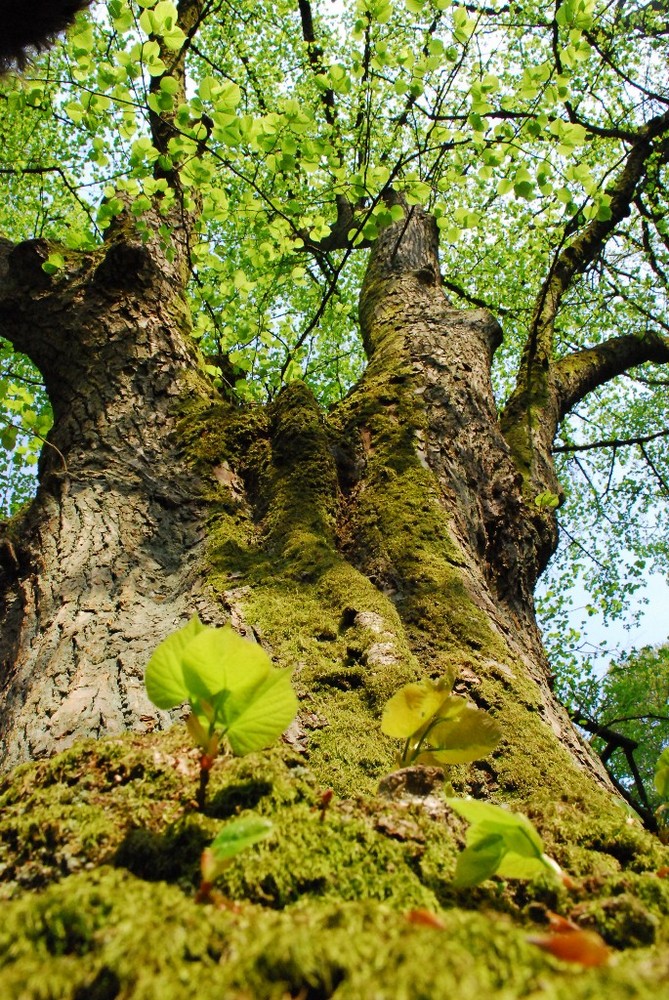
[
  {"x1": 569, "y1": 643, "x2": 669, "y2": 827},
  {"x1": 0, "y1": 1, "x2": 668, "y2": 995}
]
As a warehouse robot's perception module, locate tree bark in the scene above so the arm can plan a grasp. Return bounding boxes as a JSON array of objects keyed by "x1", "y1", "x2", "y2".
[
  {"x1": 0, "y1": 201, "x2": 617, "y2": 807},
  {"x1": 0, "y1": 216, "x2": 223, "y2": 770}
]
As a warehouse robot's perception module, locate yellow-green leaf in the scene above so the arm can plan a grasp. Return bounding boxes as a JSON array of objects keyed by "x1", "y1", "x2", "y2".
[{"x1": 381, "y1": 677, "x2": 455, "y2": 738}]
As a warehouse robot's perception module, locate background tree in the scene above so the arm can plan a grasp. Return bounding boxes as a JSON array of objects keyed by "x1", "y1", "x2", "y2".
[
  {"x1": 568, "y1": 642, "x2": 669, "y2": 826},
  {"x1": 0, "y1": 1, "x2": 669, "y2": 995}
]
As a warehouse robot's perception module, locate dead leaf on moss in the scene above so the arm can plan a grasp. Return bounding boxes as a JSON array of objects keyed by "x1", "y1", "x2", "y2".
[
  {"x1": 406, "y1": 908, "x2": 446, "y2": 930},
  {"x1": 528, "y1": 911, "x2": 610, "y2": 967},
  {"x1": 528, "y1": 930, "x2": 610, "y2": 967}
]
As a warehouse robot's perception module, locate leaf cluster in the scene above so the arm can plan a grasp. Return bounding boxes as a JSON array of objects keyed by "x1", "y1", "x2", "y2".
[
  {"x1": 381, "y1": 675, "x2": 501, "y2": 768},
  {"x1": 145, "y1": 615, "x2": 297, "y2": 761}
]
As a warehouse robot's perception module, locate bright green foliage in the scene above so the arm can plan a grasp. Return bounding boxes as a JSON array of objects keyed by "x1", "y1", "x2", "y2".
[
  {"x1": 447, "y1": 798, "x2": 562, "y2": 888},
  {"x1": 655, "y1": 749, "x2": 669, "y2": 800},
  {"x1": 381, "y1": 676, "x2": 501, "y2": 768},
  {"x1": 557, "y1": 644, "x2": 669, "y2": 817},
  {"x1": 200, "y1": 815, "x2": 273, "y2": 885},
  {"x1": 145, "y1": 615, "x2": 297, "y2": 759}
]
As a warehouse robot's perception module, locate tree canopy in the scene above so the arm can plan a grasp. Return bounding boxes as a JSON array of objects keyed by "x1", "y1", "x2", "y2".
[{"x1": 1, "y1": 0, "x2": 668, "y2": 756}]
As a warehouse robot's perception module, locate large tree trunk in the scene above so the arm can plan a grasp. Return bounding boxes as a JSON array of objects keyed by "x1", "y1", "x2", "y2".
[
  {"x1": 0, "y1": 218, "x2": 224, "y2": 769},
  {"x1": 1, "y1": 204, "x2": 667, "y2": 1000},
  {"x1": 1, "y1": 204, "x2": 611, "y2": 799}
]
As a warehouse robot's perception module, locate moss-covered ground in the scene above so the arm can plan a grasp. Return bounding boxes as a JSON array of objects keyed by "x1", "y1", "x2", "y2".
[{"x1": 0, "y1": 726, "x2": 668, "y2": 999}]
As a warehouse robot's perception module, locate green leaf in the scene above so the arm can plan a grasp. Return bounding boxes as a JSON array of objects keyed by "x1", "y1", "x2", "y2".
[
  {"x1": 534, "y1": 490, "x2": 560, "y2": 510},
  {"x1": 654, "y1": 748, "x2": 669, "y2": 798},
  {"x1": 42, "y1": 252, "x2": 66, "y2": 275},
  {"x1": 514, "y1": 180, "x2": 535, "y2": 200},
  {"x1": 419, "y1": 707, "x2": 502, "y2": 764},
  {"x1": 452, "y1": 833, "x2": 506, "y2": 887},
  {"x1": 181, "y1": 626, "x2": 271, "y2": 703},
  {"x1": 447, "y1": 798, "x2": 559, "y2": 886},
  {"x1": 183, "y1": 625, "x2": 271, "y2": 699},
  {"x1": 495, "y1": 851, "x2": 555, "y2": 880},
  {"x1": 448, "y1": 798, "x2": 543, "y2": 843},
  {"x1": 144, "y1": 614, "x2": 207, "y2": 708},
  {"x1": 223, "y1": 668, "x2": 298, "y2": 755},
  {"x1": 381, "y1": 677, "x2": 455, "y2": 738},
  {"x1": 209, "y1": 815, "x2": 273, "y2": 862}
]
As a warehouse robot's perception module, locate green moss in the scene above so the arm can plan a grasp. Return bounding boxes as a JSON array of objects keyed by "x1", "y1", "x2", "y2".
[
  {"x1": 571, "y1": 893, "x2": 660, "y2": 948},
  {"x1": 0, "y1": 731, "x2": 668, "y2": 997},
  {"x1": 0, "y1": 864, "x2": 668, "y2": 1000}
]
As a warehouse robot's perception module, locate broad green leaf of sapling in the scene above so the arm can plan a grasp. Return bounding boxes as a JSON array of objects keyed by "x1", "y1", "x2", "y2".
[
  {"x1": 198, "y1": 815, "x2": 273, "y2": 903},
  {"x1": 145, "y1": 616, "x2": 298, "y2": 808},
  {"x1": 381, "y1": 675, "x2": 501, "y2": 775},
  {"x1": 447, "y1": 798, "x2": 564, "y2": 887}
]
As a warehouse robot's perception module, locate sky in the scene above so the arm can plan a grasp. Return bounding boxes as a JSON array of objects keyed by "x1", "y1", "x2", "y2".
[{"x1": 551, "y1": 570, "x2": 669, "y2": 677}]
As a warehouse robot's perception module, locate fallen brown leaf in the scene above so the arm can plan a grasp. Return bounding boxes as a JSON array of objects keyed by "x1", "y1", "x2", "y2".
[
  {"x1": 406, "y1": 909, "x2": 447, "y2": 930},
  {"x1": 528, "y1": 929, "x2": 610, "y2": 967}
]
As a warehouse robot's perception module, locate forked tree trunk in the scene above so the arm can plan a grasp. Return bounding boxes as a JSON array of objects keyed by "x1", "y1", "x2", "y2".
[{"x1": 0, "y1": 205, "x2": 614, "y2": 809}]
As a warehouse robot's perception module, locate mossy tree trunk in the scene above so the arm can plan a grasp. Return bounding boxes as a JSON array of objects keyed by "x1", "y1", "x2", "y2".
[
  {"x1": 0, "y1": 196, "x2": 619, "y2": 810},
  {"x1": 2, "y1": 196, "x2": 669, "y2": 1000}
]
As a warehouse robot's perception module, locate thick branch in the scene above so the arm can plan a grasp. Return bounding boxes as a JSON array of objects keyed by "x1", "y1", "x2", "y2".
[
  {"x1": 555, "y1": 332, "x2": 669, "y2": 420},
  {"x1": 500, "y1": 110, "x2": 669, "y2": 494},
  {"x1": 530, "y1": 109, "x2": 669, "y2": 372}
]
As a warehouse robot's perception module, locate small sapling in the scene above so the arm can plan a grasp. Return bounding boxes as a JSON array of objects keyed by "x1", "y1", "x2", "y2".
[
  {"x1": 447, "y1": 798, "x2": 564, "y2": 887},
  {"x1": 381, "y1": 674, "x2": 501, "y2": 772},
  {"x1": 198, "y1": 815, "x2": 273, "y2": 903},
  {"x1": 145, "y1": 615, "x2": 297, "y2": 808}
]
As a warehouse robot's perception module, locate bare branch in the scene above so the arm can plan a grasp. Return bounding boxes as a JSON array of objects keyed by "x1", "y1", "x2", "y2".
[{"x1": 553, "y1": 428, "x2": 669, "y2": 454}]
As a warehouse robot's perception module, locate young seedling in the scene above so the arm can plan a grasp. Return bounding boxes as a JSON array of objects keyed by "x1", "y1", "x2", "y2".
[
  {"x1": 446, "y1": 798, "x2": 564, "y2": 887},
  {"x1": 381, "y1": 675, "x2": 502, "y2": 775},
  {"x1": 145, "y1": 615, "x2": 297, "y2": 808},
  {"x1": 198, "y1": 815, "x2": 273, "y2": 903}
]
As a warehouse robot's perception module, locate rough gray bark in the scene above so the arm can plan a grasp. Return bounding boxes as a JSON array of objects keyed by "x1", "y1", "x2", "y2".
[
  {"x1": 0, "y1": 202, "x2": 612, "y2": 800},
  {"x1": 0, "y1": 219, "x2": 222, "y2": 770}
]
